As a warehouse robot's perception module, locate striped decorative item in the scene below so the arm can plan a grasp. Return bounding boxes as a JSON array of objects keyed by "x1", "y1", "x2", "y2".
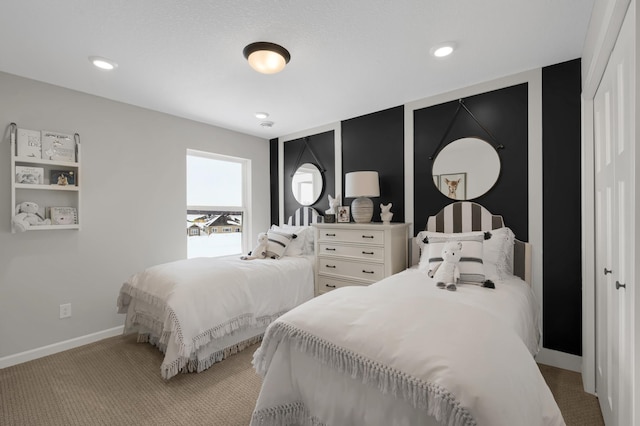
[
  {"x1": 426, "y1": 201, "x2": 504, "y2": 233},
  {"x1": 287, "y1": 207, "x2": 322, "y2": 226},
  {"x1": 419, "y1": 231, "x2": 488, "y2": 284},
  {"x1": 420, "y1": 202, "x2": 532, "y2": 286},
  {"x1": 265, "y1": 230, "x2": 294, "y2": 259}
]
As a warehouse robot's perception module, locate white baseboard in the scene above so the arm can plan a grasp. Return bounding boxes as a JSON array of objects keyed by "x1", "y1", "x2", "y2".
[
  {"x1": 535, "y1": 347, "x2": 582, "y2": 372},
  {"x1": 0, "y1": 326, "x2": 124, "y2": 370}
]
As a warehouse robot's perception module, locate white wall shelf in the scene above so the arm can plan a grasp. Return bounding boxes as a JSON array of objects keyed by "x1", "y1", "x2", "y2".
[{"x1": 9, "y1": 123, "x2": 81, "y2": 233}]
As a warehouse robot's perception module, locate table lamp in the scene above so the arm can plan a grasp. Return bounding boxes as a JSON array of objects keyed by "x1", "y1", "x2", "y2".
[{"x1": 345, "y1": 171, "x2": 380, "y2": 223}]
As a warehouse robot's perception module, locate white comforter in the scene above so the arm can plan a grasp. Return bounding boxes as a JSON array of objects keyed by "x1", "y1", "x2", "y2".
[
  {"x1": 117, "y1": 255, "x2": 314, "y2": 379},
  {"x1": 252, "y1": 268, "x2": 564, "y2": 426}
]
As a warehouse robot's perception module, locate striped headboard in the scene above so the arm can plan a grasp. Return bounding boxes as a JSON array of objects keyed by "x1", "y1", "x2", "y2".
[
  {"x1": 419, "y1": 201, "x2": 531, "y2": 285},
  {"x1": 426, "y1": 202, "x2": 504, "y2": 232},
  {"x1": 287, "y1": 207, "x2": 322, "y2": 226}
]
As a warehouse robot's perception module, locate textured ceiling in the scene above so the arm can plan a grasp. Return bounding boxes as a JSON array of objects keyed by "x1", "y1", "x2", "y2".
[{"x1": 0, "y1": 0, "x2": 594, "y2": 139}]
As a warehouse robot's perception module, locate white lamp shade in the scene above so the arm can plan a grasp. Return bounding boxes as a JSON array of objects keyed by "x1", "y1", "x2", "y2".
[{"x1": 345, "y1": 171, "x2": 380, "y2": 198}]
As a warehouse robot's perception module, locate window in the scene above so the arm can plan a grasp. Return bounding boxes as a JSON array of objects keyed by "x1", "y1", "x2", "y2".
[{"x1": 186, "y1": 149, "x2": 250, "y2": 258}]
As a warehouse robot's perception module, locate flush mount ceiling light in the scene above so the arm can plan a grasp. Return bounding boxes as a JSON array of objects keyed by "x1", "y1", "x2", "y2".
[
  {"x1": 430, "y1": 42, "x2": 457, "y2": 58},
  {"x1": 255, "y1": 112, "x2": 270, "y2": 119},
  {"x1": 243, "y1": 42, "x2": 290, "y2": 74},
  {"x1": 89, "y1": 56, "x2": 118, "y2": 70}
]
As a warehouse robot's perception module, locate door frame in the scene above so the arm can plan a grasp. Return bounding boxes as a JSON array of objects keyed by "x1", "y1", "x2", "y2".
[{"x1": 581, "y1": 0, "x2": 631, "y2": 395}]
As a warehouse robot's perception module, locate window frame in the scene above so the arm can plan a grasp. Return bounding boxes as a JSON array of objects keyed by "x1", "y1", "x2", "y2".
[{"x1": 186, "y1": 149, "x2": 251, "y2": 258}]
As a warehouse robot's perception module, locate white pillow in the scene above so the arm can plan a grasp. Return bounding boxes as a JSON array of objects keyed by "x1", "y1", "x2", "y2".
[
  {"x1": 483, "y1": 227, "x2": 515, "y2": 279},
  {"x1": 265, "y1": 229, "x2": 294, "y2": 259},
  {"x1": 416, "y1": 231, "x2": 488, "y2": 284},
  {"x1": 271, "y1": 224, "x2": 314, "y2": 256}
]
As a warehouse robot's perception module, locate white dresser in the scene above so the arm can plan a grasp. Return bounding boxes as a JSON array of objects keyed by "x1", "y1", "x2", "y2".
[{"x1": 312, "y1": 222, "x2": 410, "y2": 295}]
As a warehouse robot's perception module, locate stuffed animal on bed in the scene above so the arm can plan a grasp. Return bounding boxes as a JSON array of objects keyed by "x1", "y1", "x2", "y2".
[
  {"x1": 13, "y1": 201, "x2": 51, "y2": 232},
  {"x1": 428, "y1": 240, "x2": 462, "y2": 291},
  {"x1": 241, "y1": 232, "x2": 269, "y2": 260}
]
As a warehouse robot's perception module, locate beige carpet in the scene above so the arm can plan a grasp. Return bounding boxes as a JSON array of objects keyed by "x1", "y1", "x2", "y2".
[
  {"x1": 1, "y1": 334, "x2": 604, "y2": 426},
  {"x1": 538, "y1": 364, "x2": 605, "y2": 426}
]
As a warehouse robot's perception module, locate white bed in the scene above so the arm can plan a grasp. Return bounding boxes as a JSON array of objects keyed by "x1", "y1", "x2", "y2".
[
  {"x1": 117, "y1": 207, "x2": 321, "y2": 380},
  {"x1": 250, "y1": 202, "x2": 564, "y2": 426}
]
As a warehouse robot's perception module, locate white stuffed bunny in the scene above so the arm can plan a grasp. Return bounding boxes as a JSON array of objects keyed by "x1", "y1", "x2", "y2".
[
  {"x1": 380, "y1": 203, "x2": 393, "y2": 224},
  {"x1": 428, "y1": 240, "x2": 462, "y2": 291},
  {"x1": 325, "y1": 194, "x2": 340, "y2": 216},
  {"x1": 13, "y1": 201, "x2": 51, "y2": 232}
]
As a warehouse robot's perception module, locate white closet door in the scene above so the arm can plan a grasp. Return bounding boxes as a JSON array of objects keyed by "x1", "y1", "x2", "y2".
[{"x1": 593, "y1": 1, "x2": 635, "y2": 425}]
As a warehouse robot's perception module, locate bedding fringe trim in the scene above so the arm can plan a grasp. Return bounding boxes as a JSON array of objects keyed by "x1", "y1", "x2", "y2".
[
  {"x1": 251, "y1": 401, "x2": 326, "y2": 426},
  {"x1": 252, "y1": 321, "x2": 476, "y2": 426},
  {"x1": 191, "y1": 334, "x2": 264, "y2": 373},
  {"x1": 161, "y1": 333, "x2": 264, "y2": 379},
  {"x1": 119, "y1": 282, "x2": 253, "y2": 375}
]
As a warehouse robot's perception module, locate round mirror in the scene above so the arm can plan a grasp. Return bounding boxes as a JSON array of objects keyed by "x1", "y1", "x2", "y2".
[
  {"x1": 432, "y1": 137, "x2": 500, "y2": 200},
  {"x1": 292, "y1": 163, "x2": 324, "y2": 206}
]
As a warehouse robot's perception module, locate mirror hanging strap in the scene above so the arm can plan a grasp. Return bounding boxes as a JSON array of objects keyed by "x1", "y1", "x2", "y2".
[
  {"x1": 429, "y1": 99, "x2": 505, "y2": 160},
  {"x1": 290, "y1": 136, "x2": 326, "y2": 177}
]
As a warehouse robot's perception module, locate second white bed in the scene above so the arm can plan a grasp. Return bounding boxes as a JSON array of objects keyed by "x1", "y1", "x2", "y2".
[{"x1": 251, "y1": 268, "x2": 560, "y2": 426}]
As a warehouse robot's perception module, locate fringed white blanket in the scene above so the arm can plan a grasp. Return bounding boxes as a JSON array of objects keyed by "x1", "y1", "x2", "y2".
[
  {"x1": 117, "y1": 256, "x2": 314, "y2": 379},
  {"x1": 252, "y1": 268, "x2": 565, "y2": 426}
]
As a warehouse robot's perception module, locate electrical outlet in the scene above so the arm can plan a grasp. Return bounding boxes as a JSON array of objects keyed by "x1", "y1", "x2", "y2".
[{"x1": 59, "y1": 303, "x2": 72, "y2": 319}]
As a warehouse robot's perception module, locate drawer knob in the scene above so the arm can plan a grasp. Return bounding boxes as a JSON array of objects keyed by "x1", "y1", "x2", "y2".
[
  {"x1": 326, "y1": 233, "x2": 336, "y2": 237},
  {"x1": 326, "y1": 264, "x2": 336, "y2": 269},
  {"x1": 362, "y1": 235, "x2": 374, "y2": 239},
  {"x1": 362, "y1": 251, "x2": 374, "y2": 255},
  {"x1": 325, "y1": 248, "x2": 336, "y2": 251},
  {"x1": 362, "y1": 270, "x2": 374, "y2": 274},
  {"x1": 325, "y1": 284, "x2": 336, "y2": 288}
]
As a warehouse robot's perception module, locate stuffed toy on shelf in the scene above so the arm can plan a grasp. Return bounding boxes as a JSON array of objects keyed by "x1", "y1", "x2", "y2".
[{"x1": 13, "y1": 201, "x2": 51, "y2": 232}]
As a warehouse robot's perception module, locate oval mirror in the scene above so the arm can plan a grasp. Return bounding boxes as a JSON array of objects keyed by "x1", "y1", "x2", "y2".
[
  {"x1": 432, "y1": 137, "x2": 500, "y2": 200},
  {"x1": 292, "y1": 163, "x2": 324, "y2": 206}
]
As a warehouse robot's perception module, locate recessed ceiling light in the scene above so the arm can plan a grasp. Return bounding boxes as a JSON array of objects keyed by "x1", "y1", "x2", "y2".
[
  {"x1": 89, "y1": 56, "x2": 118, "y2": 70},
  {"x1": 430, "y1": 42, "x2": 457, "y2": 58},
  {"x1": 255, "y1": 112, "x2": 269, "y2": 119}
]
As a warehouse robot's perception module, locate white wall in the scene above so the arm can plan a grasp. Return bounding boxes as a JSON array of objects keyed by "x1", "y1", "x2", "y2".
[{"x1": 0, "y1": 71, "x2": 270, "y2": 360}]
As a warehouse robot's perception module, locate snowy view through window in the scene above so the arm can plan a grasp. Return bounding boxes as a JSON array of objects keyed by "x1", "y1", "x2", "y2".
[
  {"x1": 187, "y1": 151, "x2": 246, "y2": 259},
  {"x1": 187, "y1": 210, "x2": 243, "y2": 258}
]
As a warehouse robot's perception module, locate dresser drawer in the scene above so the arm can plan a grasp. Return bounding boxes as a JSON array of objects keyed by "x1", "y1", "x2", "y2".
[
  {"x1": 318, "y1": 258, "x2": 384, "y2": 281},
  {"x1": 317, "y1": 228, "x2": 384, "y2": 245},
  {"x1": 317, "y1": 276, "x2": 368, "y2": 294},
  {"x1": 318, "y1": 243, "x2": 384, "y2": 261}
]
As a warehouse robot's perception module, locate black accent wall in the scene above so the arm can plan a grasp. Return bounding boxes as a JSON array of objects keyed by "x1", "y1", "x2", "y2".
[
  {"x1": 342, "y1": 106, "x2": 405, "y2": 222},
  {"x1": 413, "y1": 84, "x2": 529, "y2": 238},
  {"x1": 269, "y1": 138, "x2": 279, "y2": 226},
  {"x1": 542, "y1": 59, "x2": 582, "y2": 355},
  {"x1": 270, "y1": 59, "x2": 582, "y2": 356},
  {"x1": 282, "y1": 131, "x2": 335, "y2": 220}
]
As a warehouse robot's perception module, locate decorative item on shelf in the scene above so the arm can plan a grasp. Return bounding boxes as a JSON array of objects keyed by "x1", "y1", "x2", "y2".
[
  {"x1": 324, "y1": 214, "x2": 336, "y2": 223},
  {"x1": 41, "y1": 130, "x2": 76, "y2": 162},
  {"x1": 16, "y1": 128, "x2": 42, "y2": 158},
  {"x1": 337, "y1": 206, "x2": 350, "y2": 223},
  {"x1": 380, "y1": 203, "x2": 393, "y2": 224},
  {"x1": 13, "y1": 202, "x2": 51, "y2": 232},
  {"x1": 345, "y1": 171, "x2": 380, "y2": 223},
  {"x1": 50, "y1": 170, "x2": 76, "y2": 186},
  {"x1": 49, "y1": 207, "x2": 78, "y2": 225},
  {"x1": 15, "y1": 166, "x2": 44, "y2": 184}
]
